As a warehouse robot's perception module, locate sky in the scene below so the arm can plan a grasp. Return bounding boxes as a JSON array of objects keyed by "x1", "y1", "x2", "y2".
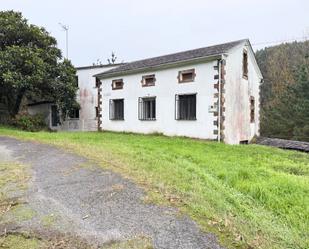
[{"x1": 1, "y1": 0, "x2": 309, "y2": 67}]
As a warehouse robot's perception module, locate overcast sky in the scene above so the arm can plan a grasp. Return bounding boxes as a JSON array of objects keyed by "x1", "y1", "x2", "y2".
[{"x1": 2, "y1": 0, "x2": 309, "y2": 67}]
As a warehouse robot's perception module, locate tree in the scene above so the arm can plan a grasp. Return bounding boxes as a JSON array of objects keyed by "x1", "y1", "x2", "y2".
[
  {"x1": 0, "y1": 11, "x2": 78, "y2": 118},
  {"x1": 256, "y1": 40, "x2": 309, "y2": 140},
  {"x1": 260, "y1": 59, "x2": 309, "y2": 141}
]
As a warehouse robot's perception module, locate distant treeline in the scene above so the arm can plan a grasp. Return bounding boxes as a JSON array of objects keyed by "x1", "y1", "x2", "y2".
[{"x1": 256, "y1": 40, "x2": 309, "y2": 141}]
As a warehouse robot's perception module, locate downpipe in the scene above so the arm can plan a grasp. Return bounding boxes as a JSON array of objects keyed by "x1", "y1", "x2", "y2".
[{"x1": 217, "y1": 58, "x2": 223, "y2": 142}]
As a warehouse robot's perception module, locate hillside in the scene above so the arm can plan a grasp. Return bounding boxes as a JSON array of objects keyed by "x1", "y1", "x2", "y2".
[{"x1": 256, "y1": 40, "x2": 309, "y2": 141}]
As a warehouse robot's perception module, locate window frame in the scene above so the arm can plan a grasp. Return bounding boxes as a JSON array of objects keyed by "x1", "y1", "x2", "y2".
[
  {"x1": 175, "y1": 93, "x2": 197, "y2": 121},
  {"x1": 138, "y1": 96, "x2": 156, "y2": 121},
  {"x1": 141, "y1": 74, "x2": 156, "y2": 87},
  {"x1": 178, "y1": 69, "x2": 196, "y2": 83},
  {"x1": 109, "y1": 98, "x2": 124, "y2": 120},
  {"x1": 74, "y1": 75, "x2": 79, "y2": 88},
  {"x1": 243, "y1": 49, "x2": 248, "y2": 79},
  {"x1": 112, "y1": 79, "x2": 124, "y2": 90}
]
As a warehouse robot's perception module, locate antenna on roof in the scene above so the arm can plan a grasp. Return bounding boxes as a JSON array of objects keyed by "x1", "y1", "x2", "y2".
[
  {"x1": 107, "y1": 52, "x2": 117, "y2": 64},
  {"x1": 59, "y1": 23, "x2": 69, "y2": 59}
]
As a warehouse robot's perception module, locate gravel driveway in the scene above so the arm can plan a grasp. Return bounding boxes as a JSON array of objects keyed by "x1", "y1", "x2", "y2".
[{"x1": 0, "y1": 136, "x2": 224, "y2": 249}]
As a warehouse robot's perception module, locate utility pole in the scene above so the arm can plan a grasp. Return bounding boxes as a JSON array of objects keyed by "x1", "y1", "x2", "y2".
[{"x1": 59, "y1": 23, "x2": 69, "y2": 59}]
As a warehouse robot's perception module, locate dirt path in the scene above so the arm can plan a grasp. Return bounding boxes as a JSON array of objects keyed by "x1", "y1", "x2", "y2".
[{"x1": 0, "y1": 136, "x2": 224, "y2": 249}]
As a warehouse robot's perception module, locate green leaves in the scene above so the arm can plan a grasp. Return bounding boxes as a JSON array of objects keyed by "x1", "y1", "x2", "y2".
[
  {"x1": 0, "y1": 11, "x2": 77, "y2": 118},
  {"x1": 256, "y1": 41, "x2": 309, "y2": 141}
]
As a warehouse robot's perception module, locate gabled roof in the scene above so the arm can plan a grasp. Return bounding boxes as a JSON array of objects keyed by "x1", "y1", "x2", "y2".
[{"x1": 95, "y1": 39, "x2": 247, "y2": 79}]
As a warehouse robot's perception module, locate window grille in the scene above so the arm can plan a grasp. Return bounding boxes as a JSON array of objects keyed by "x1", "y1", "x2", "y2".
[
  {"x1": 175, "y1": 94, "x2": 196, "y2": 120},
  {"x1": 109, "y1": 99, "x2": 124, "y2": 120},
  {"x1": 138, "y1": 97, "x2": 156, "y2": 120}
]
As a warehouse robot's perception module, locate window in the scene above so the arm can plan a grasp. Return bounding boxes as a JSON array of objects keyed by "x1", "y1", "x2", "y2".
[
  {"x1": 95, "y1": 77, "x2": 101, "y2": 88},
  {"x1": 109, "y1": 99, "x2": 124, "y2": 120},
  {"x1": 243, "y1": 50, "x2": 248, "y2": 79},
  {"x1": 138, "y1": 97, "x2": 156, "y2": 120},
  {"x1": 175, "y1": 94, "x2": 196, "y2": 120},
  {"x1": 74, "y1": 75, "x2": 79, "y2": 88},
  {"x1": 178, "y1": 69, "x2": 195, "y2": 83},
  {"x1": 112, "y1": 79, "x2": 124, "y2": 90},
  {"x1": 95, "y1": 106, "x2": 100, "y2": 118},
  {"x1": 141, "y1": 75, "x2": 156, "y2": 87},
  {"x1": 250, "y1": 96, "x2": 255, "y2": 123},
  {"x1": 69, "y1": 108, "x2": 79, "y2": 119}
]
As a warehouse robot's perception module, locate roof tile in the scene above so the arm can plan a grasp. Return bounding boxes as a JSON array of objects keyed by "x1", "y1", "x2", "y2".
[{"x1": 96, "y1": 39, "x2": 247, "y2": 78}]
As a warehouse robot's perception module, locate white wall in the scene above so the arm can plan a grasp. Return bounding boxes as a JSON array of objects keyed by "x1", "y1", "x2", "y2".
[
  {"x1": 63, "y1": 66, "x2": 118, "y2": 131},
  {"x1": 100, "y1": 61, "x2": 218, "y2": 139},
  {"x1": 224, "y1": 41, "x2": 262, "y2": 144}
]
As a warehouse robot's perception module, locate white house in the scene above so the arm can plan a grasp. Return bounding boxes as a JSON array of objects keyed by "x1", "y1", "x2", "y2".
[
  {"x1": 95, "y1": 39, "x2": 263, "y2": 144},
  {"x1": 28, "y1": 64, "x2": 121, "y2": 131}
]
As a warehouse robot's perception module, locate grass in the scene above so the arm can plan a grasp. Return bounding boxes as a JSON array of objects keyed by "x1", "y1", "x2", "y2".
[
  {"x1": 0, "y1": 127, "x2": 308, "y2": 249},
  {"x1": 8, "y1": 205, "x2": 36, "y2": 222},
  {"x1": 0, "y1": 160, "x2": 40, "y2": 248},
  {"x1": 0, "y1": 234, "x2": 42, "y2": 249},
  {"x1": 41, "y1": 213, "x2": 57, "y2": 227},
  {"x1": 0, "y1": 161, "x2": 29, "y2": 221}
]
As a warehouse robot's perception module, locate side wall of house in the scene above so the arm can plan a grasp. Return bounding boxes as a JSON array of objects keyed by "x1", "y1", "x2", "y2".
[
  {"x1": 224, "y1": 42, "x2": 261, "y2": 144},
  {"x1": 59, "y1": 66, "x2": 118, "y2": 131},
  {"x1": 100, "y1": 61, "x2": 219, "y2": 139}
]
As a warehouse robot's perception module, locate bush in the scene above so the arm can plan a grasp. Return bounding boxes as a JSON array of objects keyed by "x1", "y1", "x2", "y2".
[{"x1": 11, "y1": 114, "x2": 47, "y2": 131}]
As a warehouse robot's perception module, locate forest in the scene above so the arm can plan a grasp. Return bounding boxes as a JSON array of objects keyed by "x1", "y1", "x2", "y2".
[{"x1": 256, "y1": 40, "x2": 309, "y2": 141}]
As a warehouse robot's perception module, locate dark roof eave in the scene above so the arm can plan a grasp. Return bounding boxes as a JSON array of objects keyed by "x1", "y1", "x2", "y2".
[{"x1": 95, "y1": 54, "x2": 223, "y2": 79}]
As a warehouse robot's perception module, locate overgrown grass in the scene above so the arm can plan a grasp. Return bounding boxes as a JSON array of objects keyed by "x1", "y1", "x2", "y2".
[
  {"x1": 0, "y1": 161, "x2": 29, "y2": 220},
  {"x1": 0, "y1": 127, "x2": 308, "y2": 249}
]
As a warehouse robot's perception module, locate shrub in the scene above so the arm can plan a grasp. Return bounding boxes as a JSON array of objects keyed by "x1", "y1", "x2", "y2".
[{"x1": 11, "y1": 114, "x2": 47, "y2": 131}]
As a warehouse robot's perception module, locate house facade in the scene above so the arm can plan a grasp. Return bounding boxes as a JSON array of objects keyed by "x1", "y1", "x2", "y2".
[
  {"x1": 95, "y1": 39, "x2": 262, "y2": 144},
  {"x1": 28, "y1": 64, "x2": 121, "y2": 131}
]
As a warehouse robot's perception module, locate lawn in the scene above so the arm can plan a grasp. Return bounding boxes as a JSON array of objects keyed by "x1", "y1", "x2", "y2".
[{"x1": 0, "y1": 127, "x2": 308, "y2": 249}]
